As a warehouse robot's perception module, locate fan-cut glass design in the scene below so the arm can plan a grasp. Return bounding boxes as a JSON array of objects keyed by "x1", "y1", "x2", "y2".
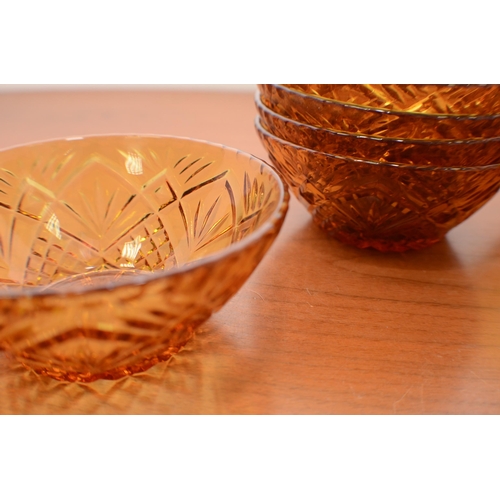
[
  {"x1": 256, "y1": 119, "x2": 500, "y2": 252},
  {"x1": 0, "y1": 135, "x2": 289, "y2": 382},
  {"x1": 259, "y1": 84, "x2": 500, "y2": 140}
]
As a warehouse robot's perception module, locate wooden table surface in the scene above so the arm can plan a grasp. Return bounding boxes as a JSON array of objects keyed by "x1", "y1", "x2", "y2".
[{"x1": 0, "y1": 88, "x2": 499, "y2": 414}]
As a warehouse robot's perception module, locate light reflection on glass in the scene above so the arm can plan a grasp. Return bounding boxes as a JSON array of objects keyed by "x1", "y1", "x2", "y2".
[
  {"x1": 125, "y1": 153, "x2": 143, "y2": 175},
  {"x1": 121, "y1": 236, "x2": 142, "y2": 265},
  {"x1": 46, "y1": 213, "x2": 62, "y2": 239}
]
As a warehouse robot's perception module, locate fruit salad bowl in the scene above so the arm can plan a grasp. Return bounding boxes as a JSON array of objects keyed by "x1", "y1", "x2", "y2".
[{"x1": 0, "y1": 135, "x2": 288, "y2": 382}]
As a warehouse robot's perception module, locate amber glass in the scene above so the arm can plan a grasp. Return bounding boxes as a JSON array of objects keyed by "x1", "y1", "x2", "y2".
[
  {"x1": 255, "y1": 118, "x2": 500, "y2": 252},
  {"x1": 0, "y1": 135, "x2": 289, "y2": 382},
  {"x1": 256, "y1": 94, "x2": 500, "y2": 167},
  {"x1": 286, "y1": 84, "x2": 500, "y2": 115},
  {"x1": 259, "y1": 84, "x2": 500, "y2": 140}
]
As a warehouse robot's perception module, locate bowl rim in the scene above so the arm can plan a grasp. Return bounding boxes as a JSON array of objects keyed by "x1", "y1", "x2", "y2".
[
  {"x1": 0, "y1": 134, "x2": 289, "y2": 299},
  {"x1": 266, "y1": 84, "x2": 500, "y2": 121},
  {"x1": 255, "y1": 116, "x2": 500, "y2": 172},
  {"x1": 256, "y1": 91, "x2": 500, "y2": 146}
]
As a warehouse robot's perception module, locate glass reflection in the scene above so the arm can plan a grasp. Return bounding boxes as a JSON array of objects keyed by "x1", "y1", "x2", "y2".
[
  {"x1": 121, "y1": 235, "x2": 142, "y2": 265},
  {"x1": 46, "y1": 213, "x2": 62, "y2": 239},
  {"x1": 125, "y1": 153, "x2": 143, "y2": 176}
]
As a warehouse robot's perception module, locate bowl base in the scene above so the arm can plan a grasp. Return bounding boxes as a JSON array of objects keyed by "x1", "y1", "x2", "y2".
[
  {"x1": 15, "y1": 342, "x2": 189, "y2": 383},
  {"x1": 328, "y1": 230, "x2": 441, "y2": 252}
]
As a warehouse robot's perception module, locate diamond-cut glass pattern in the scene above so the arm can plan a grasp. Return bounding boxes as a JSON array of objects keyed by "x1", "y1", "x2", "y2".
[
  {"x1": 256, "y1": 95, "x2": 500, "y2": 168},
  {"x1": 0, "y1": 136, "x2": 288, "y2": 382},
  {"x1": 256, "y1": 119, "x2": 500, "y2": 252},
  {"x1": 259, "y1": 84, "x2": 500, "y2": 140},
  {"x1": 285, "y1": 84, "x2": 500, "y2": 115}
]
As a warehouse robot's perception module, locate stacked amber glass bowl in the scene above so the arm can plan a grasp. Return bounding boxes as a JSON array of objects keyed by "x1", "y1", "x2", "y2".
[{"x1": 256, "y1": 84, "x2": 500, "y2": 251}]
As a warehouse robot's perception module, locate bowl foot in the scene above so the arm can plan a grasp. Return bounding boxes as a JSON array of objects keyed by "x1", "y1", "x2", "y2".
[
  {"x1": 17, "y1": 342, "x2": 188, "y2": 383},
  {"x1": 329, "y1": 230, "x2": 441, "y2": 252}
]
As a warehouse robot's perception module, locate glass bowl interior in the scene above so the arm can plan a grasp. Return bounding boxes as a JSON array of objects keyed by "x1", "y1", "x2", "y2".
[{"x1": 0, "y1": 135, "x2": 286, "y2": 296}]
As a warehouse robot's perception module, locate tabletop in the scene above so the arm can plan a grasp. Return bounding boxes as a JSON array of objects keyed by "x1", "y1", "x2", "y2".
[{"x1": 0, "y1": 87, "x2": 499, "y2": 414}]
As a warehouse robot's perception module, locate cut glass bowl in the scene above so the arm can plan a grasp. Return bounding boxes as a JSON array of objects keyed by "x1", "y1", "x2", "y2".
[
  {"x1": 256, "y1": 118, "x2": 500, "y2": 252},
  {"x1": 284, "y1": 84, "x2": 500, "y2": 115},
  {"x1": 259, "y1": 84, "x2": 500, "y2": 140},
  {"x1": 0, "y1": 135, "x2": 288, "y2": 382},
  {"x1": 256, "y1": 93, "x2": 500, "y2": 167}
]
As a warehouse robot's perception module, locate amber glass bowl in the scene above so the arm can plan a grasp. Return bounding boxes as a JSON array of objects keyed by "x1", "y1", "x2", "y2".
[
  {"x1": 259, "y1": 84, "x2": 500, "y2": 140},
  {"x1": 0, "y1": 135, "x2": 289, "y2": 382},
  {"x1": 256, "y1": 94, "x2": 500, "y2": 167},
  {"x1": 285, "y1": 84, "x2": 500, "y2": 115},
  {"x1": 256, "y1": 118, "x2": 500, "y2": 252}
]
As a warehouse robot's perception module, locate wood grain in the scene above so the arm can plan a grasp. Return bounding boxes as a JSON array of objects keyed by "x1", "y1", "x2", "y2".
[{"x1": 0, "y1": 88, "x2": 499, "y2": 414}]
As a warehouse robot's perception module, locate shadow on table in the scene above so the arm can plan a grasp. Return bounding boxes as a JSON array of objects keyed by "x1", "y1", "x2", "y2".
[{"x1": 242, "y1": 218, "x2": 500, "y2": 414}]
